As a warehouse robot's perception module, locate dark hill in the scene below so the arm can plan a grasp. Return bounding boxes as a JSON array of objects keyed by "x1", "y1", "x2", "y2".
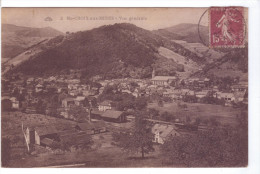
[
  {"x1": 191, "y1": 44, "x2": 248, "y2": 78},
  {"x1": 11, "y1": 23, "x2": 207, "y2": 79},
  {"x1": 14, "y1": 23, "x2": 162, "y2": 78}
]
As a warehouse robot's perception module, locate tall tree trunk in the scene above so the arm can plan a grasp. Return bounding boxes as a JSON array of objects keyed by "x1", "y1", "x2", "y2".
[{"x1": 141, "y1": 146, "x2": 144, "y2": 158}]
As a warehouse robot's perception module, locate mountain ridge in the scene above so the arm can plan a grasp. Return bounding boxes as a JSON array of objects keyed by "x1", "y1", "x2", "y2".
[
  {"x1": 10, "y1": 23, "x2": 203, "y2": 79},
  {"x1": 2, "y1": 24, "x2": 64, "y2": 58},
  {"x1": 154, "y1": 23, "x2": 209, "y2": 45},
  {"x1": 5, "y1": 23, "x2": 247, "y2": 80}
]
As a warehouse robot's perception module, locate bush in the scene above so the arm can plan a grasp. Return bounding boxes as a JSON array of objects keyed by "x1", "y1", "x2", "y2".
[
  {"x1": 177, "y1": 64, "x2": 185, "y2": 72},
  {"x1": 161, "y1": 126, "x2": 248, "y2": 167},
  {"x1": 161, "y1": 111, "x2": 175, "y2": 122},
  {"x1": 158, "y1": 100, "x2": 164, "y2": 107}
]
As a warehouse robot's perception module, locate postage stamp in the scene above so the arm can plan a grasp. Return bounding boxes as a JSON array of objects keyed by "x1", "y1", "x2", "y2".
[{"x1": 209, "y1": 7, "x2": 245, "y2": 48}]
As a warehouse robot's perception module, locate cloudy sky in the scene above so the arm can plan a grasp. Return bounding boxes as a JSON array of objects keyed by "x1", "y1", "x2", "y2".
[{"x1": 2, "y1": 8, "x2": 208, "y2": 32}]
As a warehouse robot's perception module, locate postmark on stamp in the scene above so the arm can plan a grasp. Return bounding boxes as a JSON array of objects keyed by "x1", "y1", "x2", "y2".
[{"x1": 209, "y1": 7, "x2": 245, "y2": 48}]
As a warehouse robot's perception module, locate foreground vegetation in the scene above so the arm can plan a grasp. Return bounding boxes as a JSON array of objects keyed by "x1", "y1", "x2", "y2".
[{"x1": 161, "y1": 122, "x2": 248, "y2": 167}]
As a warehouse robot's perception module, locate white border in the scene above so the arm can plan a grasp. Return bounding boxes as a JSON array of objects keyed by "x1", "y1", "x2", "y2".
[
  {"x1": 1, "y1": 1, "x2": 260, "y2": 174},
  {"x1": 0, "y1": 0, "x2": 258, "y2": 7}
]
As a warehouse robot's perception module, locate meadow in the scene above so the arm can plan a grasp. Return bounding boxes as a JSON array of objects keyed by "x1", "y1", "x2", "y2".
[{"x1": 148, "y1": 101, "x2": 242, "y2": 125}]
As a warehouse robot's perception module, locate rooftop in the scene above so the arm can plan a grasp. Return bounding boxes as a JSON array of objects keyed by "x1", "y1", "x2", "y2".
[
  {"x1": 41, "y1": 138, "x2": 59, "y2": 148},
  {"x1": 75, "y1": 120, "x2": 106, "y2": 130},
  {"x1": 101, "y1": 110, "x2": 123, "y2": 119},
  {"x1": 76, "y1": 122, "x2": 95, "y2": 131},
  {"x1": 99, "y1": 100, "x2": 112, "y2": 106},
  {"x1": 152, "y1": 76, "x2": 176, "y2": 81},
  {"x1": 63, "y1": 98, "x2": 75, "y2": 102},
  {"x1": 151, "y1": 124, "x2": 179, "y2": 139},
  {"x1": 34, "y1": 125, "x2": 58, "y2": 136}
]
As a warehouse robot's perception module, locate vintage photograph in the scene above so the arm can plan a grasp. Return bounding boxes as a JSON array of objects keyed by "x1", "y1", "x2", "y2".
[{"x1": 1, "y1": 7, "x2": 248, "y2": 167}]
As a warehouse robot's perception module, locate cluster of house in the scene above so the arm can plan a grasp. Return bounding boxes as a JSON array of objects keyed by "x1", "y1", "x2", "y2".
[
  {"x1": 22, "y1": 119, "x2": 107, "y2": 152},
  {"x1": 60, "y1": 96, "x2": 126, "y2": 123},
  {"x1": 2, "y1": 70, "x2": 248, "y2": 118},
  {"x1": 2, "y1": 74, "x2": 98, "y2": 111},
  {"x1": 22, "y1": 120, "x2": 181, "y2": 153},
  {"x1": 149, "y1": 83, "x2": 247, "y2": 104},
  {"x1": 150, "y1": 71, "x2": 248, "y2": 105},
  {"x1": 22, "y1": 114, "x2": 181, "y2": 154},
  {"x1": 2, "y1": 70, "x2": 249, "y2": 156}
]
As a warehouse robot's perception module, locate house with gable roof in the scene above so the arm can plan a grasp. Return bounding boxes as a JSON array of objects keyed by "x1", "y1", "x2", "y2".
[{"x1": 151, "y1": 124, "x2": 180, "y2": 144}]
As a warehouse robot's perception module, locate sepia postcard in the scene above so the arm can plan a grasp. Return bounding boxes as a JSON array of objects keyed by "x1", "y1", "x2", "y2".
[{"x1": 1, "y1": 7, "x2": 248, "y2": 168}]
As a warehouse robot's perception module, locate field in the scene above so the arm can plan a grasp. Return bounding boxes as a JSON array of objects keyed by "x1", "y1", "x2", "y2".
[
  {"x1": 1, "y1": 112, "x2": 172, "y2": 167},
  {"x1": 158, "y1": 46, "x2": 200, "y2": 79},
  {"x1": 148, "y1": 101, "x2": 242, "y2": 125}
]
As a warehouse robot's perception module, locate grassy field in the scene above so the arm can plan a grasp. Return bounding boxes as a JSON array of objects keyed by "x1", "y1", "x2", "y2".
[
  {"x1": 148, "y1": 101, "x2": 242, "y2": 125},
  {"x1": 158, "y1": 46, "x2": 200, "y2": 79},
  {"x1": 2, "y1": 112, "x2": 174, "y2": 167}
]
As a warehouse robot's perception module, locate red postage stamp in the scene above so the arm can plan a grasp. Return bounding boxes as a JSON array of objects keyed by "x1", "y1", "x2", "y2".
[{"x1": 209, "y1": 7, "x2": 245, "y2": 48}]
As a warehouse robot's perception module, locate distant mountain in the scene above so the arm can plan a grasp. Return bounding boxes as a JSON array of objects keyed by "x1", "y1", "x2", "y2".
[
  {"x1": 2, "y1": 24, "x2": 64, "y2": 58},
  {"x1": 2, "y1": 24, "x2": 64, "y2": 37},
  {"x1": 154, "y1": 23, "x2": 209, "y2": 45}
]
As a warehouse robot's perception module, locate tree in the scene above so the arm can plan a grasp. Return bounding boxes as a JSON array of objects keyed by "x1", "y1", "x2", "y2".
[
  {"x1": 47, "y1": 102, "x2": 59, "y2": 117},
  {"x1": 134, "y1": 97, "x2": 147, "y2": 110},
  {"x1": 158, "y1": 100, "x2": 164, "y2": 107},
  {"x1": 90, "y1": 81, "x2": 102, "y2": 89},
  {"x1": 129, "y1": 81, "x2": 139, "y2": 91},
  {"x1": 148, "y1": 108, "x2": 159, "y2": 119},
  {"x1": 163, "y1": 96, "x2": 172, "y2": 103},
  {"x1": 194, "y1": 117, "x2": 201, "y2": 125},
  {"x1": 177, "y1": 64, "x2": 184, "y2": 72},
  {"x1": 161, "y1": 111, "x2": 175, "y2": 122},
  {"x1": 82, "y1": 98, "x2": 90, "y2": 107},
  {"x1": 186, "y1": 115, "x2": 191, "y2": 123},
  {"x1": 170, "y1": 81, "x2": 176, "y2": 87},
  {"x1": 161, "y1": 126, "x2": 248, "y2": 167},
  {"x1": 112, "y1": 111, "x2": 154, "y2": 158},
  {"x1": 36, "y1": 99, "x2": 46, "y2": 114},
  {"x1": 209, "y1": 117, "x2": 220, "y2": 127},
  {"x1": 161, "y1": 135, "x2": 197, "y2": 166},
  {"x1": 89, "y1": 98, "x2": 98, "y2": 108},
  {"x1": 68, "y1": 105, "x2": 88, "y2": 122},
  {"x1": 116, "y1": 97, "x2": 135, "y2": 111},
  {"x1": 1, "y1": 99, "x2": 12, "y2": 112}
]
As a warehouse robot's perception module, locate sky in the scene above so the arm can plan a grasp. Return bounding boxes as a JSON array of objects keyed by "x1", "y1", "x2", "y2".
[{"x1": 2, "y1": 8, "x2": 208, "y2": 32}]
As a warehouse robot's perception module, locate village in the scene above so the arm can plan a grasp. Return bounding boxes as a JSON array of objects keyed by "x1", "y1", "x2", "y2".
[{"x1": 1, "y1": 68, "x2": 248, "y2": 167}]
